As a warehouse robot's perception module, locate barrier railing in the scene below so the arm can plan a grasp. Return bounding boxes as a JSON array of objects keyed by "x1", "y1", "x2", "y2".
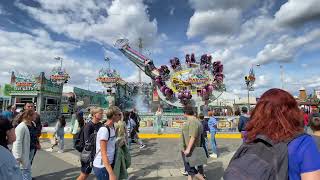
[{"x1": 138, "y1": 114, "x2": 240, "y2": 132}]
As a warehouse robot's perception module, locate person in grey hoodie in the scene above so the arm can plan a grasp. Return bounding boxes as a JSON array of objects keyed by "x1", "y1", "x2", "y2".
[{"x1": 12, "y1": 109, "x2": 34, "y2": 180}]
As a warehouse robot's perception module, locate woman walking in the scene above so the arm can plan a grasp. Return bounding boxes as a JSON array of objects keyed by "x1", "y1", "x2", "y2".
[
  {"x1": 46, "y1": 116, "x2": 66, "y2": 153},
  {"x1": 71, "y1": 113, "x2": 85, "y2": 149},
  {"x1": 154, "y1": 106, "x2": 163, "y2": 134},
  {"x1": 12, "y1": 109, "x2": 34, "y2": 180},
  {"x1": 114, "y1": 111, "x2": 131, "y2": 179},
  {"x1": 208, "y1": 111, "x2": 218, "y2": 158}
]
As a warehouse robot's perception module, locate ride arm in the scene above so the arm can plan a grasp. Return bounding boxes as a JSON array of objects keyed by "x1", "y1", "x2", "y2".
[{"x1": 118, "y1": 44, "x2": 158, "y2": 79}]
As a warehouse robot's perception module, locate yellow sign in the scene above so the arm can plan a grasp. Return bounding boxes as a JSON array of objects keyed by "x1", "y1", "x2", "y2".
[
  {"x1": 170, "y1": 69, "x2": 211, "y2": 94},
  {"x1": 172, "y1": 120, "x2": 186, "y2": 128},
  {"x1": 62, "y1": 104, "x2": 69, "y2": 113},
  {"x1": 96, "y1": 77, "x2": 119, "y2": 83},
  {"x1": 217, "y1": 121, "x2": 232, "y2": 129}
]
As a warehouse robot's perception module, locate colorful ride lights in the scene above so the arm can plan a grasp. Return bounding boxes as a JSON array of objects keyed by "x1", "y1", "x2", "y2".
[{"x1": 169, "y1": 57, "x2": 181, "y2": 70}]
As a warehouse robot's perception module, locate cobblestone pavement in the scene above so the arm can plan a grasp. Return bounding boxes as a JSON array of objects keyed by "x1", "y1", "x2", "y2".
[{"x1": 32, "y1": 138, "x2": 242, "y2": 180}]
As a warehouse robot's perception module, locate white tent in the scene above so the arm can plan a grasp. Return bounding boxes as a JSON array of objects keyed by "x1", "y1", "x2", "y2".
[
  {"x1": 209, "y1": 92, "x2": 240, "y2": 107},
  {"x1": 209, "y1": 92, "x2": 257, "y2": 107}
]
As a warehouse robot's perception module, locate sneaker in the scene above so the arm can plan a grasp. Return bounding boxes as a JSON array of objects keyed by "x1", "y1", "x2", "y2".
[
  {"x1": 202, "y1": 174, "x2": 207, "y2": 179},
  {"x1": 209, "y1": 153, "x2": 218, "y2": 158},
  {"x1": 45, "y1": 148, "x2": 53, "y2": 152},
  {"x1": 57, "y1": 150, "x2": 64, "y2": 153},
  {"x1": 139, "y1": 144, "x2": 146, "y2": 149},
  {"x1": 180, "y1": 170, "x2": 188, "y2": 176}
]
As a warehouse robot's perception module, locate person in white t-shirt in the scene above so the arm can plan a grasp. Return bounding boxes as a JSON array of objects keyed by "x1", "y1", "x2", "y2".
[{"x1": 93, "y1": 106, "x2": 122, "y2": 180}]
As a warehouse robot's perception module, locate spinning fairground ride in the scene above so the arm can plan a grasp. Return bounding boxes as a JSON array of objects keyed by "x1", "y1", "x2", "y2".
[{"x1": 115, "y1": 39, "x2": 226, "y2": 112}]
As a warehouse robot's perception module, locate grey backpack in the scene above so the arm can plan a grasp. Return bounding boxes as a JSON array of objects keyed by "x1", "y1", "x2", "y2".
[{"x1": 224, "y1": 134, "x2": 303, "y2": 180}]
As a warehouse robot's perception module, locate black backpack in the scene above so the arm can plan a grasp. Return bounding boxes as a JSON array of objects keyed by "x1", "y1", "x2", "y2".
[
  {"x1": 80, "y1": 126, "x2": 111, "y2": 164},
  {"x1": 224, "y1": 134, "x2": 304, "y2": 180},
  {"x1": 74, "y1": 127, "x2": 85, "y2": 152}
]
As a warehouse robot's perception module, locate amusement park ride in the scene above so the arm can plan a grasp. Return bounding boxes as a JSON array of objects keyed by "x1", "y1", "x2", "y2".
[
  {"x1": 50, "y1": 57, "x2": 70, "y2": 85},
  {"x1": 96, "y1": 57, "x2": 123, "y2": 90},
  {"x1": 115, "y1": 39, "x2": 226, "y2": 111}
]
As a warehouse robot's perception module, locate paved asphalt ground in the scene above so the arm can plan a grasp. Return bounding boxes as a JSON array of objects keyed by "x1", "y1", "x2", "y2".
[{"x1": 31, "y1": 138, "x2": 242, "y2": 180}]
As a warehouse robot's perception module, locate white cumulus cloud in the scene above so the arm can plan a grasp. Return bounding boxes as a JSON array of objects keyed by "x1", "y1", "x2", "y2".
[
  {"x1": 275, "y1": 0, "x2": 320, "y2": 27},
  {"x1": 187, "y1": 9, "x2": 241, "y2": 38},
  {"x1": 16, "y1": 0, "x2": 159, "y2": 47},
  {"x1": 255, "y1": 29, "x2": 320, "y2": 64},
  {"x1": 0, "y1": 29, "x2": 102, "y2": 90}
]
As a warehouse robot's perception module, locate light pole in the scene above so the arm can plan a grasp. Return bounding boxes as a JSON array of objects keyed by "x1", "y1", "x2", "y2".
[
  {"x1": 244, "y1": 76, "x2": 251, "y2": 111},
  {"x1": 105, "y1": 57, "x2": 111, "y2": 69},
  {"x1": 55, "y1": 57, "x2": 63, "y2": 70},
  {"x1": 280, "y1": 64, "x2": 284, "y2": 89},
  {"x1": 244, "y1": 64, "x2": 260, "y2": 111},
  {"x1": 53, "y1": 56, "x2": 64, "y2": 118},
  {"x1": 85, "y1": 77, "x2": 90, "y2": 91}
]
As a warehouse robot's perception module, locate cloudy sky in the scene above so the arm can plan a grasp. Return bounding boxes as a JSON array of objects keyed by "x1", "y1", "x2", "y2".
[{"x1": 1, "y1": 0, "x2": 320, "y2": 97}]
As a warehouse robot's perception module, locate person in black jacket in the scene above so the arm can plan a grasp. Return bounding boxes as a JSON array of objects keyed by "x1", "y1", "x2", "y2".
[{"x1": 77, "y1": 107, "x2": 103, "y2": 180}]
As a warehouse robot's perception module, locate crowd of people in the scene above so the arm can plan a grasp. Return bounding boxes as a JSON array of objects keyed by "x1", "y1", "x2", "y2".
[
  {"x1": 1, "y1": 88, "x2": 320, "y2": 180},
  {"x1": 0, "y1": 102, "x2": 42, "y2": 180},
  {"x1": 74, "y1": 106, "x2": 144, "y2": 180},
  {"x1": 0, "y1": 103, "x2": 145, "y2": 180},
  {"x1": 178, "y1": 88, "x2": 320, "y2": 180}
]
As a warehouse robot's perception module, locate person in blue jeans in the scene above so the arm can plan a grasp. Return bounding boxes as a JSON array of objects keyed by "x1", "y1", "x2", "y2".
[
  {"x1": 46, "y1": 116, "x2": 66, "y2": 153},
  {"x1": 208, "y1": 111, "x2": 218, "y2": 158}
]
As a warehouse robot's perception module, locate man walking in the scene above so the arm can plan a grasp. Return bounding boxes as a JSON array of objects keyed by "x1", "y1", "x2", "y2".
[
  {"x1": 77, "y1": 107, "x2": 103, "y2": 180},
  {"x1": 180, "y1": 106, "x2": 205, "y2": 180},
  {"x1": 238, "y1": 107, "x2": 250, "y2": 141}
]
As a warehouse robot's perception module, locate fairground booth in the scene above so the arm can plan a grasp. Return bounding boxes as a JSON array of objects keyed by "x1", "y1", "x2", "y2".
[
  {"x1": 0, "y1": 85, "x2": 10, "y2": 113},
  {"x1": 6, "y1": 72, "x2": 63, "y2": 123}
]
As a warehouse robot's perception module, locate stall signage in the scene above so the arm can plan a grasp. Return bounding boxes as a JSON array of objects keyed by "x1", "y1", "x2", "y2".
[
  {"x1": 50, "y1": 68, "x2": 70, "y2": 85},
  {"x1": 96, "y1": 77, "x2": 119, "y2": 83},
  {"x1": 97, "y1": 68, "x2": 121, "y2": 87},
  {"x1": 14, "y1": 76, "x2": 39, "y2": 91},
  {"x1": 172, "y1": 120, "x2": 186, "y2": 128},
  {"x1": 51, "y1": 74, "x2": 68, "y2": 80}
]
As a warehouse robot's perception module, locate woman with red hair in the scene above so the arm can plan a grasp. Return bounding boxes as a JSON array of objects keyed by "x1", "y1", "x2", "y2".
[{"x1": 244, "y1": 89, "x2": 320, "y2": 179}]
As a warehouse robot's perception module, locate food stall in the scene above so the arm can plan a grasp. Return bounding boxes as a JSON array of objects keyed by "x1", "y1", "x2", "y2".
[{"x1": 7, "y1": 72, "x2": 63, "y2": 122}]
